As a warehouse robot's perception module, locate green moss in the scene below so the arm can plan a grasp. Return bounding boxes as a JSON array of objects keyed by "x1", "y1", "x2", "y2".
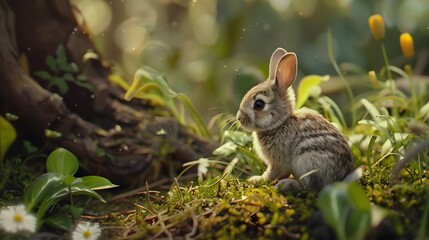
[{"x1": 113, "y1": 180, "x2": 317, "y2": 239}]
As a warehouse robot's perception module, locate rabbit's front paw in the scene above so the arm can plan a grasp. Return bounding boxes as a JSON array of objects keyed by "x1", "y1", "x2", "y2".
[{"x1": 248, "y1": 175, "x2": 269, "y2": 185}]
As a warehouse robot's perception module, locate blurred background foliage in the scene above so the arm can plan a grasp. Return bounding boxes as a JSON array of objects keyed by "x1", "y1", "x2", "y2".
[{"x1": 70, "y1": 0, "x2": 429, "y2": 119}]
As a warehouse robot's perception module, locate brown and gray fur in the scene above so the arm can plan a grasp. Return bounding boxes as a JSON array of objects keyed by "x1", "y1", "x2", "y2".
[{"x1": 236, "y1": 48, "x2": 354, "y2": 192}]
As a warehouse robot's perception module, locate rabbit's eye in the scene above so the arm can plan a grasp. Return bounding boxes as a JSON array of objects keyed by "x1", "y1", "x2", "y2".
[{"x1": 254, "y1": 99, "x2": 265, "y2": 111}]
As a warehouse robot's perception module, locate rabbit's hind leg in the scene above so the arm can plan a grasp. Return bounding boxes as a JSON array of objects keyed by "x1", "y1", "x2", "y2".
[{"x1": 275, "y1": 178, "x2": 301, "y2": 194}]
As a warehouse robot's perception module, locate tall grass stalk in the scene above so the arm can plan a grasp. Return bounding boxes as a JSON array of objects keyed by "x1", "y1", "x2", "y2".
[
  {"x1": 366, "y1": 136, "x2": 377, "y2": 179},
  {"x1": 327, "y1": 30, "x2": 356, "y2": 126},
  {"x1": 381, "y1": 43, "x2": 393, "y2": 80}
]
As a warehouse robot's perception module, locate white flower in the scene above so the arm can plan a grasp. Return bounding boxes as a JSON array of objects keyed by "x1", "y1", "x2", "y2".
[
  {"x1": 72, "y1": 222, "x2": 101, "y2": 240},
  {"x1": 197, "y1": 158, "x2": 209, "y2": 181},
  {"x1": 0, "y1": 204, "x2": 37, "y2": 233}
]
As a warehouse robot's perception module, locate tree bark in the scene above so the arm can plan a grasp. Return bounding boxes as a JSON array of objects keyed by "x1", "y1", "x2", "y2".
[{"x1": 0, "y1": 0, "x2": 216, "y2": 186}]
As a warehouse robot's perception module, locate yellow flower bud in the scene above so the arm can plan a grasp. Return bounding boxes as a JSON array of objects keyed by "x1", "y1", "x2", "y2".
[
  {"x1": 368, "y1": 14, "x2": 385, "y2": 41},
  {"x1": 368, "y1": 70, "x2": 378, "y2": 89},
  {"x1": 400, "y1": 33, "x2": 414, "y2": 59}
]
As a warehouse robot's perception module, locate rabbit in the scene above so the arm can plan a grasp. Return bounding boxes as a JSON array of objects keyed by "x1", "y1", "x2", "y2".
[{"x1": 236, "y1": 48, "x2": 354, "y2": 192}]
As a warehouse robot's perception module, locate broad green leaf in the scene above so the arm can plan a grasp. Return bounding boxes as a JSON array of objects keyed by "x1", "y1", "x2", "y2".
[
  {"x1": 296, "y1": 75, "x2": 330, "y2": 109},
  {"x1": 59, "y1": 63, "x2": 77, "y2": 73},
  {"x1": 124, "y1": 68, "x2": 177, "y2": 101},
  {"x1": 134, "y1": 92, "x2": 166, "y2": 106},
  {"x1": 62, "y1": 72, "x2": 74, "y2": 82},
  {"x1": 70, "y1": 182, "x2": 106, "y2": 203},
  {"x1": 347, "y1": 210, "x2": 370, "y2": 240},
  {"x1": 81, "y1": 176, "x2": 119, "y2": 190},
  {"x1": 46, "y1": 148, "x2": 79, "y2": 176},
  {"x1": 68, "y1": 205, "x2": 84, "y2": 218},
  {"x1": 76, "y1": 74, "x2": 88, "y2": 82},
  {"x1": 317, "y1": 183, "x2": 349, "y2": 240},
  {"x1": 56, "y1": 45, "x2": 67, "y2": 66},
  {"x1": 46, "y1": 55, "x2": 58, "y2": 72},
  {"x1": 347, "y1": 182, "x2": 370, "y2": 210},
  {"x1": 360, "y1": 99, "x2": 381, "y2": 123},
  {"x1": 345, "y1": 184, "x2": 371, "y2": 239},
  {"x1": 69, "y1": 62, "x2": 79, "y2": 73},
  {"x1": 69, "y1": 206, "x2": 83, "y2": 219},
  {"x1": 108, "y1": 74, "x2": 130, "y2": 91},
  {"x1": 224, "y1": 131, "x2": 252, "y2": 146},
  {"x1": 62, "y1": 175, "x2": 76, "y2": 187},
  {"x1": 24, "y1": 172, "x2": 64, "y2": 210},
  {"x1": 37, "y1": 180, "x2": 99, "y2": 218},
  {"x1": 36, "y1": 183, "x2": 70, "y2": 219},
  {"x1": 43, "y1": 212, "x2": 73, "y2": 231},
  {"x1": 0, "y1": 116, "x2": 17, "y2": 161},
  {"x1": 34, "y1": 71, "x2": 53, "y2": 81},
  {"x1": 52, "y1": 76, "x2": 69, "y2": 95},
  {"x1": 213, "y1": 142, "x2": 237, "y2": 157},
  {"x1": 23, "y1": 140, "x2": 38, "y2": 154},
  {"x1": 418, "y1": 101, "x2": 429, "y2": 121},
  {"x1": 75, "y1": 81, "x2": 94, "y2": 92}
]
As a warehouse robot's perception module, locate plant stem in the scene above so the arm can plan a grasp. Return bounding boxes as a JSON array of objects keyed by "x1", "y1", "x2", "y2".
[
  {"x1": 69, "y1": 185, "x2": 75, "y2": 223},
  {"x1": 327, "y1": 30, "x2": 356, "y2": 126},
  {"x1": 381, "y1": 43, "x2": 392, "y2": 80}
]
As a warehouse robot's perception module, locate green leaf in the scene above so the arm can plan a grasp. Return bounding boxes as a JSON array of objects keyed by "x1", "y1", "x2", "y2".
[
  {"x1": 36, "y1": 182, "x2": 70, "y2": 218},
  {"x1": 296, "y1": 75, "x2": 330, "y2": 109},
  {"x1": 46, "y1": 148, "x2": 79, "y2": 176},
  {"x1": 68, "y1": 205, "x2": 84, "y2": 219},
  {"x1": 360, "y1": 99, "x2": 381, "y2": 123},
  {"x1": 124, "y1": 68, "x2": 177, "y2": 101},
  {"x1": 347, "y1": 182, "x2": 370, "y2": 210},
  {"x1": 62, "y1": 175, "x2": 77, "y2": 187},
  {"x1": 52, "y1": 76, "x2": 69, "y2": 95},
  {"x1": 0, "y1": 116, "x2": 17, "y2": 161},
  {"x1": 76, "y1": 74, "x2": 88, "y2": 82},
  {"x1": 108, "y1": 74, "x2": 130, "y2": 90},
  {"x1": 70, "y1": 182, "x2": 106, "y2": 203},
  {"x1": 23, "y1": 140, "x2": 38, "y2": 154},
  {"x1": 213, "y1": 142, "x2": 237, "y2": 157},
  {"x1": 56, "y1": 45, "x2": 67, "y2": 66},
  {"x1": 34, "y1": 71, "x2": 53, "y2": 81},
  {"x1": 74, "y1": 81, "x2": 94, "y2": 92},
  {"x1": 24, "y1": 172, "x2": 64, "y2": 210},
  {"x1": 62, "y1": 72, "x2": 75, "y2": 82},
  {"x1": 81, "y1": 176, "x2": 119, "y2": 190},
  {"x1": 224, "y1": 131, "x2": 253, "y2": 146},
  {"x1": 347, "y1": 210, "x2": 370, "y2": 240},
  {"x1": 46, "y1": 55, "x2": 58, "y2": 72},
  {"x1": 59, "y1": 62, "x2": 78, "y2": 73},
  {"x1": 318, "y1": 182, "x2": 379, "y2": 240},
  {"x1": 346, "y1": 183, "x2": 371, "y2": 239},
  {"x1": 317, "y1": 183, "x2": 349, "y2": 240},
  {"x1": 56, "y1": 45, "x2": 66, "y2": 58},
  {"x1": 43, "y1": 212, "x2": 73, "y2": 231}
]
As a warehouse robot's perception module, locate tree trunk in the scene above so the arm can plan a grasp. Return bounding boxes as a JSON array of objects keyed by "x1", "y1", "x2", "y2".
[{"x1": 0, "y1": 0, "x2": 216, "y2": 186}]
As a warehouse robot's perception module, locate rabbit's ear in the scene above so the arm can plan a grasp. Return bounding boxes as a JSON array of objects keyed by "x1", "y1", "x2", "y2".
[
  {"x1": 268, "y1": 48, "x2": 287, "y2": 81},
  {"x1": 275, "y1": 53, "x2": 297, "y2": 92}
]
